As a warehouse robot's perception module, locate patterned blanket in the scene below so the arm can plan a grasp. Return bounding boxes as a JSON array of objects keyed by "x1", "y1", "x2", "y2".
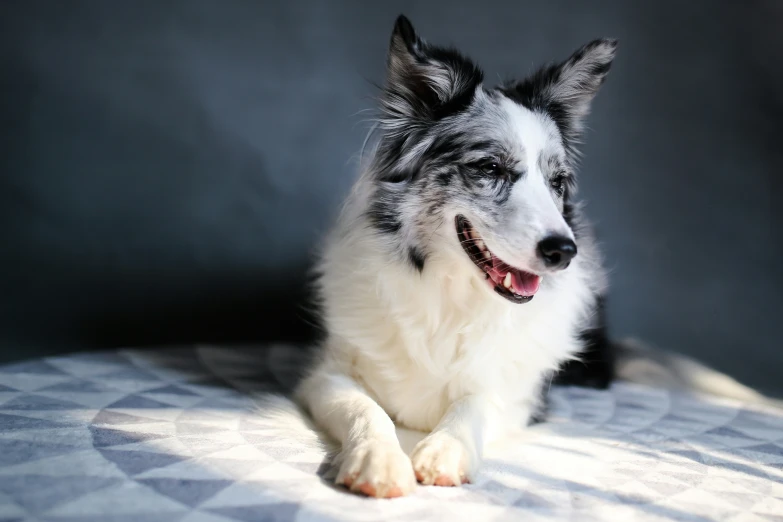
[{"x1": 0, "y1": 345, "x2": 781, "y2": 521}]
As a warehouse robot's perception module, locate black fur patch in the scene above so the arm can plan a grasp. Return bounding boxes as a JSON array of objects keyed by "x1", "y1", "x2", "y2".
[
  {"x1": 367, "y1": 198, "x2": 402, "y2": 234},
  {"x1": 488, "y1": 176, "x2": 514, "y2": 206},
  {"x1": 426, "y1": 136, "x2": 496, "y2": 167},
  {"x1": 408, "y1": 247, "x2": 426, "y2": 272},
  {"x1": 374, "y1": 137, "x2": 410, "y2": 184},
  {"x1": 435, "y1": 171, "x2": 453, "y2": 186},
  {"x1": 426, "y1": 48, "x2": 483, "y2": 121},
  {"x1": 554, "y1": 296, "x2": 615, "y2": 389},
  {"x1": 381, "y1": 167, "x2": 414, "y2": 184},
  {"x1": 501, "y1": 65, "x2": 573, "y2": 152},
  {"x1": 390, "y1": 15, "x2": 484, "y2": 122},
  {"x1": 500, "y1": 39, "x2": 616, "y2": 160},
  {"x1": 562, "y1": 195, "x2": 576, "y2": 230},
  {"x1": 376, "y1": 16, "x2": 484, "y2": 183}
]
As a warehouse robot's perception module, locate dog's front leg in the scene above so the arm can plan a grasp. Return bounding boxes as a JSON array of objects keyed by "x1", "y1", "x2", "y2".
[
  {"x1": 297, "y1": 370, "x2": 415, "y2": 498},
  {"x1": 410, "y1": 394, "x2": 499, "y2": 486}
]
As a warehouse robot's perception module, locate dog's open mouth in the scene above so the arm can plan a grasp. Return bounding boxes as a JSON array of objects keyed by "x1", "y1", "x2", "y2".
[{"x1": 456, "y1": 216, "x2": 541, "y2": 304}]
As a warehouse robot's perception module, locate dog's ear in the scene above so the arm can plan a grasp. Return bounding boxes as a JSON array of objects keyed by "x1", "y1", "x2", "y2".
[
  {"x1": 381, "y1": 15, "x2": 483, "y2": 126},
  {"x1": 507, "y1": 39, "x2": 617, "y2": 160}
]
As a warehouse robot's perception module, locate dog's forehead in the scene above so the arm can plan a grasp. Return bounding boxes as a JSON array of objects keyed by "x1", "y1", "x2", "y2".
[{"x1": 495, "y1": 96, "x2": 561, "y2": 170}]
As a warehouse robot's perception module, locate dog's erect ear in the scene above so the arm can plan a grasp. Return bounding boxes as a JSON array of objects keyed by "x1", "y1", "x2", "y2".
[
  {"x1": 381, "y1": 15, "x2": 483, "y2": 127},
  {"x1": 547, "y1": 39, "x2": 617, "y2": 136},
  {"x1": 506, "y1": 39, "x2": 617, "y2": 160}
]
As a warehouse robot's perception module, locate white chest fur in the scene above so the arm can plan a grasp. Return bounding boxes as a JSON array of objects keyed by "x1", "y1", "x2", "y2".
[{"x1": 318, "y1": 234, "x2": 591, "y2": 434}]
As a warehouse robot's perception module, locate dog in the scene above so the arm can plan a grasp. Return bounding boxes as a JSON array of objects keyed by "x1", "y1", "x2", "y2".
[{"x1": 295, "y1": 14, "x2": 617, "y2": 498}]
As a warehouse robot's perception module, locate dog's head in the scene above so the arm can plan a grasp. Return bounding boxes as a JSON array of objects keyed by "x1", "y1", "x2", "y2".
[{"x1": 367, "y1": 15, "x2": 616, "y2": 304}]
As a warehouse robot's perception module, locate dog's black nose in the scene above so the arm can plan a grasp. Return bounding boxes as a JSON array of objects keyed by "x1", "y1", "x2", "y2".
[{"x1": 537, "y1": 236, "x2": 577, "y2": 269}]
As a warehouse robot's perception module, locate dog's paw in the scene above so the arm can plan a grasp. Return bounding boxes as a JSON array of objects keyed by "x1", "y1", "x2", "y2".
[
  {"x1": 410, "y1": 431, "x2": 475, "y2": 486},
  {"x1": 335, "y1": 440, "x2": 416, "y2": 498}
]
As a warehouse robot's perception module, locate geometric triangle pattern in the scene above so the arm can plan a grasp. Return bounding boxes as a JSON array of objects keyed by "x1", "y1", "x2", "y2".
[
  {"x1": 137, "y1": 478, "x2": 233, "y2": 507},
  {"x1": 89, "y1": 426, "x2": 172, "y2": 448},
  {"x1": 0, "y1": 346, "x2": 780, "y2": 522},
  {"x1": 97, "y1": 449, "x2": 191, "y2": 476},
  {"x1": 0, "y1": 475, "x2": 123, "y2": 514}
]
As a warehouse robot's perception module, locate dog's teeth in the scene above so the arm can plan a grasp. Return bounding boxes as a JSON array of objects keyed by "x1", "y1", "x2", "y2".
[
  {"x1": 503, "y1": 273, "x2": 512, "y2": 289},
  {"x1": 483, "y1": 250, "x2": 492, "y2": 260},
  {"x1": 469, "y1": 229, "x2": 478, "y2": 240},
  {"x1": 475, "y1": 239, "x2": 485, "y2": 250}
]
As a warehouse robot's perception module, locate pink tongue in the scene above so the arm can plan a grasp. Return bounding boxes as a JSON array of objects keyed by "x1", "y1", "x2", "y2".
[
  {"x1": 510, "y1": 270, "x2": 540, "y2": 296},
  {"x1": 486, "y1": 259, "x2": 540, "y2": 296}
]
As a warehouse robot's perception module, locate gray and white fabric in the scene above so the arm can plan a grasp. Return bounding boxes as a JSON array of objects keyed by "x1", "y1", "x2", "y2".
[{"x1": 0, "y1": 346, "x2": 781, "y2": 522}]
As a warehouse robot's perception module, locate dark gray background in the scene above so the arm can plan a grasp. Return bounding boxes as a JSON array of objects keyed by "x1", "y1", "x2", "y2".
[{"x1": 1, "y1": 1, "x2": 781, "y2": 396}]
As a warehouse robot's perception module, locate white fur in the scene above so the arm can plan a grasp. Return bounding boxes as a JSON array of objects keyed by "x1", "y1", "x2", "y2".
[{"x1": 295, "y1": 99, "x2": 604, "y2": 497}]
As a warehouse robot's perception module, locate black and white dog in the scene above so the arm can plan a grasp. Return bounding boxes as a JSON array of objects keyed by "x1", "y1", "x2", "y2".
[{"x1": 296, "y1": 15, "x2": 617, "y2": 498}]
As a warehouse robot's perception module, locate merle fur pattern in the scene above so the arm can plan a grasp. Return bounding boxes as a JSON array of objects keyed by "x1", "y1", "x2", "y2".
[
  {"x1": 296, "y1": 15, "x2": 618, "y2": 497},
  {"x1": 369, "y1": 16, "x2": 615, "y2": 391}
]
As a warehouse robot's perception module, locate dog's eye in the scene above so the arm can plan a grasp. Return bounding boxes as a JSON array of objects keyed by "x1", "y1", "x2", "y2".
[
  {"x1": 550, "y1": 175, "x2": 567, "y2": 196},
  {"x1": 477, "y1": 160, "x2": 500, "y2": 175}
]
